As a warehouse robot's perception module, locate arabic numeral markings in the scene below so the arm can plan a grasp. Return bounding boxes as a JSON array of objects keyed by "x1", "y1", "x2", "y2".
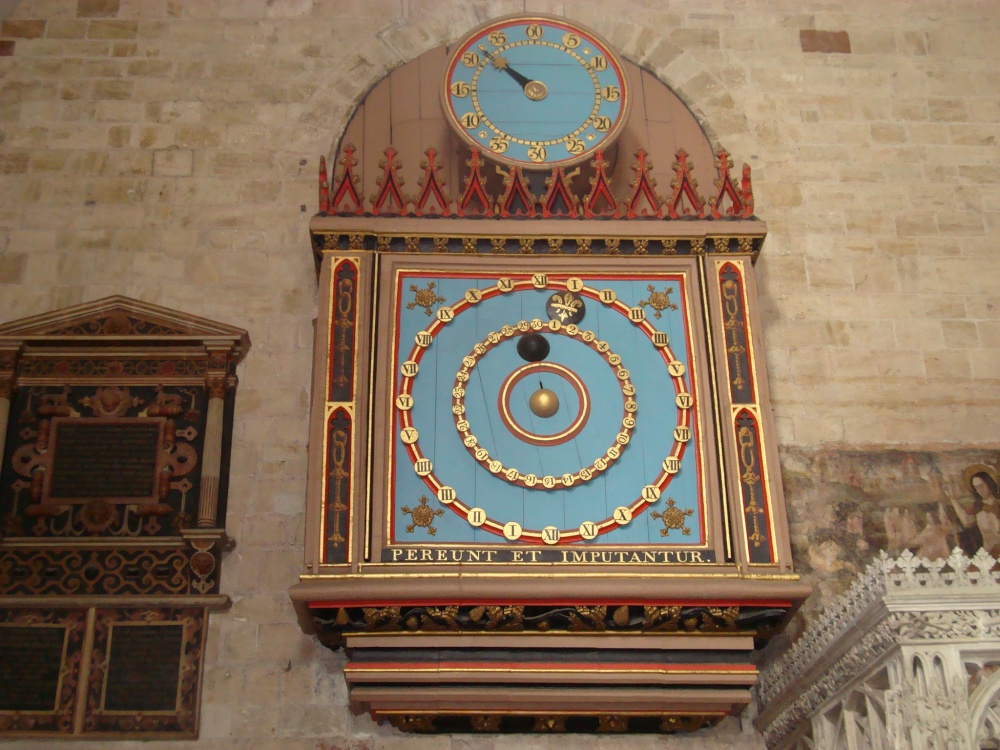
[
  {"x1": 487, "y1": 331, "x2": 501, "y2": 344},
  {"x1": 590, "y1": 55, "x2": 608, "y2": 71},
  {"x1": 475, "y1": 447, "x2": 489, "y2": 461},
  {"x1": 613, "y1": 506, "x2": 633, "y2": 525},
  {"x1": 505, "y1": 467, "x2": 519, "y2": 482},
  {"x1": 456, "y1": 419, "x2": 470, "y2": 432},
  {"x1": 395, "y1": 393, "x2": 413, "y2": 410},
  {"x1": 607, "y1": 445, "x2": 621, "y2": 460},
  {"x1": 488, "y1": 459, "x2": 503, "y2": 474},
  {"x1": 562, "y1": 32, "x2": 580, "y2": 48},
  {"x1": 624, "y1": 399, "x2": 637, "y2": 413},
  {"x1": 462, "y1": 356, "x2": 476, "y2": 369},
  {"x1": 452, "y1": 386, "x2": 465, "y2": 399},
  {"x1": 452, "y1": 403, "x2": 465, "y2": 415},
  {"x1": 673, "y1": 425, "x2": 692, "y2": 442},
  {"x1": 548, "y1": 319, "x2": 561, "y2": 332},
  {"x1": 579, "y1": 467, "x2": 593, "y2": 481},
  {"x1": 488, "y1": 31, "x2": 506, "y2": 45},
  {"x1": 525, "y1": 24, "x2": 543, "y2": 39},
  {"x1": 596, "y1": 340, "x2": 610, "y2": 353},
  {"x1": 616, "y1": 368, "x2": 630, "y2": 381},
  {"x1": 437, "y1": 486, "x2": 455, "y2": 504},
  {"x1": 474, "y1": 343, "x2": 487, "y2": 354},
  {"x1": 593, "y1": 116, "x2": 611, "y2": 132},
  {"x1": 642, "y1": 485, "x2": 661, "y2": 502},
  {"x1": 668, "y1": 361, "x2": 686, "y2": 377},
  {"x1": 463, "y1": 435, "x2": 477, "y2": 448},
  {"x1": 566, "y1": 324, "x2": 579, "y2": 335},
  {"x1": 502, "y1": 325, "x2": 515, "y2": 336},
  {"x1": 607, "y1": 353, "x2": 622, "y2": 366},
  {"x1": 461, "y1": 112, "x2": 481, "y2": 129},
  {"x1": 663, "y1": 456, "x2": 681, "y2": 474},
  {"x1": 532, "y1": 273, "x2": 548, "y2": 288},
  {"x1": 623, "y1": 384, "x2": 636, "y2": 397},
  {"x1": 623, "y1": 416, "x2": 636, "y2": 429},
  {"x1": 503, "y1": 521, "x2": 522, "y2": 540},
  {"x1": 489, "y1": 136, "x2": 509, "y2": 153},
  {"x1": 581, "y1": 330, "x2": 595, "y2": 342},
  {"x1": 462, "y1": 51, "x2": 480, "y2": 67},
  {"x1": 467, "y1": 508, "x2": 486, "y2": 527},
  {"x1": 676, "y1": 392, "x2": 693, "y2": 409},
  {"x1": 530, "y1": 319, "x2": 544, "y2": 330},
  {"x1": 517, "y1": 320, "x2": 529, "y2": 331},
  {"x1": 450, "y1": 81, "x2": 470, "y2": 97},
  {"x1": 601, "y1": 85, "x2": 621, "y2": 101},
  {"x1": 616, "y1": 432, "x2": 630, "y2": 446},
  {"x1": 542, "y1": 475, "x2": 556, "y2": 489},
  {"x1": 561, "y1": 473, "x2": 575, "y2": 487},
  {"x1": 542, "y1": 526, "x2": 560, "y2": 544},
  {"x1": 527, "y1": 145, "x2": 547, "y2": 162},
  {"x1": 414, "y1": 458, "x2": 433, "y2": 476},
  {"x1": 579, "y1": 521, "x2": 598, "y2": 540},
  {"x1": 566, "y1": 138, "x2": 585, "y2": 154},
  {"x1": 523, "y1": 473, "x2": 538, "y2": 487},
  {"x1": 436, "y1": 306, "x2": 454, "y2": 322},
  {"x1": 594, "y1": 458, "x2": 607, "y2": 471}
]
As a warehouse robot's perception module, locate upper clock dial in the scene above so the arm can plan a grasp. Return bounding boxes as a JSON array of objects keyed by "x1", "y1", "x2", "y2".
[{"x1": 442, "y1": 15, "x2": 630, "y2": 168}]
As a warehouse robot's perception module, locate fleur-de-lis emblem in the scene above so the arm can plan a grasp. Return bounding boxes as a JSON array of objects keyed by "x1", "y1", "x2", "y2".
[{"x1": 546, "y1": 291, "x2": 586, "y2": 324}]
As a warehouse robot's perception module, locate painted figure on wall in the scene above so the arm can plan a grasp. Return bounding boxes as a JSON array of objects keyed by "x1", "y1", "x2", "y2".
[
  {"x1": 784, "y1": 450, "x2": 1000, "y2": 614},
  {"x1": 950, "y1": 465, "x2": 1000, "y2": 557}
]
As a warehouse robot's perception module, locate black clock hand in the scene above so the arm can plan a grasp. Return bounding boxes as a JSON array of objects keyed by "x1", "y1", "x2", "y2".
[{"x1": 491, "y1": 55, "x2": 532, "y2": 90}]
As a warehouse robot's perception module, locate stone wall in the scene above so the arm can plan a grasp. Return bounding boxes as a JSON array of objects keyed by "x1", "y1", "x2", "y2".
[{"x1": 0, "y1": 0, "x2": 998, "y2": 747}]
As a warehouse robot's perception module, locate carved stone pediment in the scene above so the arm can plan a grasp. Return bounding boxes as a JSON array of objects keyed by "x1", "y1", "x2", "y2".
[{"x1": 0, "y1": 295, "x2": 250, "y2": 353}]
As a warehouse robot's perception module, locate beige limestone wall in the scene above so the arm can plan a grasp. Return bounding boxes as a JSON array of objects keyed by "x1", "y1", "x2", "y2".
[{"x1": 0, "y1": 0, "x2": 998, "y2": 747}]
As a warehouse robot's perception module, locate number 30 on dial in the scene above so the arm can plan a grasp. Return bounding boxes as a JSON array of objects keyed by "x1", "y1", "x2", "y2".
[{"x1": 441, "y1": 15, "x2": 630, "y2": 168}]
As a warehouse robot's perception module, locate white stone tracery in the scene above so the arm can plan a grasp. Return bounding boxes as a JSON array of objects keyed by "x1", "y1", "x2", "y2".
[{"x1": 755, "y1": 549, "x2": 1000, "y2": 750}]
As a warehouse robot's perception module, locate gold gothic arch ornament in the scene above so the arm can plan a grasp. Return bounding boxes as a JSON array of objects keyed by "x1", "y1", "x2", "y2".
[{"x1": 290, "y1": 14, "x2": 809, "y2": 735}]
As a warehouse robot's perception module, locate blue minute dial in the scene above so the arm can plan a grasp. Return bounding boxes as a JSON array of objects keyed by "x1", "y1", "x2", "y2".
[{"x1": 444, "y1": 18, "x2": 629, "y2": 168}]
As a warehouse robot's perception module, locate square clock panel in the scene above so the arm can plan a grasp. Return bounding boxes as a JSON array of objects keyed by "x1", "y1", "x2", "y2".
[{"x1": 369, "y1": 255, "x2": 725, "y2": 565}]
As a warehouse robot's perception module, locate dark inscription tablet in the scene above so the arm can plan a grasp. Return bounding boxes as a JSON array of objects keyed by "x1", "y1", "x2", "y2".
[
  {"x1": 0, "y1": 626, "x2": 66, "y2": 711},
  {"x1": 103, "y1": 624, "x2": 183, "y2": 712},
  {"x1": 49, "y1": 421, "x2": 161, "y2": 501}
]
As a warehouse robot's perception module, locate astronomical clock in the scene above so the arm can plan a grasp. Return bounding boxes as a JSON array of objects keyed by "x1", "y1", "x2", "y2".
[{"x1": 291, "y1": 14, "x2": 810, "y2": 735}]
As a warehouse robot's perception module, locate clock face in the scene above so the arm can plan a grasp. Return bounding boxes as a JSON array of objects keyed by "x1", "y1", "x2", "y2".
[
  {"x1": 442, "y1": 15, "x2": 630, "y2": 168},
  {"x1": 380, "y1": 259, "x2": 715, "y2": 561}
]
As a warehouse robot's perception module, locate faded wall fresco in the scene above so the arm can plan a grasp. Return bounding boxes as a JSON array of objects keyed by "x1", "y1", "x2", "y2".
[{"x1": 782, "y1": 448, "x2": 1000, "y2": 617}]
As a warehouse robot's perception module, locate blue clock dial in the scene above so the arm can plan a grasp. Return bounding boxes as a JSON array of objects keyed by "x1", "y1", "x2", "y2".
[
  {"x1": 389, "y1": 270, "x2": 707, "y2": 550},
  {"x1": 443, "y1": 16, "x2": 630, "y2": 168}
]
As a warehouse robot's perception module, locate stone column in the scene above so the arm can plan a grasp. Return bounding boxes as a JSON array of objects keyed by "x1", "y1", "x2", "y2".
[{"x1": 197, "y1": 349, "x2": 230, "y2": 528}]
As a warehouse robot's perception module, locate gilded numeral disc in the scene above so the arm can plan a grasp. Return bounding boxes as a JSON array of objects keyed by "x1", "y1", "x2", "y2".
[
  {"x1": 437, "y1": 486, "x2": 456, "y2": 504},
  {"x1": 395, "y1": 393, "x2": 413, "y2": 410},
  {"x1": 467, "y1": 507, "x2": 486, "y2": 527},
  {"x1": 503, "y1": 521, "x2": 522, "y2": 540},
  {"x1": 613, "y1": 506, "x2": 633, "y2": 525},
  {"x1": 579, "y1": 521, "x2": 598, "y2": 540},
  {"x1": 542, "y1": 525, "x2": 560, "y2": 544}
]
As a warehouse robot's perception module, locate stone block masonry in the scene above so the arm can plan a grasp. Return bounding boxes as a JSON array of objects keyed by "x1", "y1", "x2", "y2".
[{"x1": 0, "y1": 0, "x2": 998, "y2": 747}]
